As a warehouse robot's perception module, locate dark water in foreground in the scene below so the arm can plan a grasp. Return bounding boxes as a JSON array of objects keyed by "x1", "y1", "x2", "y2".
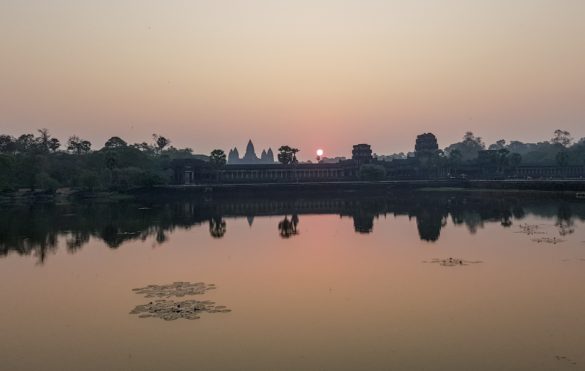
[{"x1": 1, "y1": 192, "x2": 585, "y2": 371}]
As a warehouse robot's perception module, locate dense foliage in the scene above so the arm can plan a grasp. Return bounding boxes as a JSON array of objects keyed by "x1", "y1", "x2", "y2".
[
  {"x1": 382, "y1": 130, "x2": 585, "y2": 167},
  {"x1": 0, "y1": 130, "x2": 198, "y2": 192}
]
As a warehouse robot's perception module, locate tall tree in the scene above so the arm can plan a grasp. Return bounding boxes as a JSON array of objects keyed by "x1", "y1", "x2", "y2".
[
  {"x1": 67, "y1": 136, "x2": 92, "y2": 155},
  {"x1": 551, "y1": 129, "x2": 573, "y2": 147},
  {"x1": 36, "y1": 128, "x2": 52, "y2": 152},
  {"x1": 209, "y1": 149, "x2": 227, "y2": 168},
  {"x1": 48, "y1": 138, "x2": 61, "y2": 152},
  {"x1": 16, "y1": 134, "x2": 36, "y2": 153},
  {"x1": 277, "y1": 146, "x2": 299, "y2": 165},
  {"x1": 0, "y1": 135, "x2": 16, "y2": 153},
  {"x1": 104, "y1": 136, "x2": 127, "y2": 149},
  {"x1": 152, "y1": 134, "x2": 170, "y2": 153},
  {"x1": 444, "y1": 132, "x2": 485, "y2": 162}
]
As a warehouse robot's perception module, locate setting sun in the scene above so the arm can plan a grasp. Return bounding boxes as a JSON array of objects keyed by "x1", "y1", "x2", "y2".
[{"x1": 316, "y1": 149, "x2": 324, "y2": 157}]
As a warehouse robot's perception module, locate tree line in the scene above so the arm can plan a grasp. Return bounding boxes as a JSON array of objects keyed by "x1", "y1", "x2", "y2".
[
  {"x1": 382, "y1": 130, "x2": 585, "y2": 167},
  {"x1": 0, "y1": 130, "x2": 196, "y2": 192}
]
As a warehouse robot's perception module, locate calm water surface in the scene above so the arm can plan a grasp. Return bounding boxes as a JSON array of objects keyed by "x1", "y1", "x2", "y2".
[{"x1": 1, "y1": 192, "x2": 585, "y2": 370}]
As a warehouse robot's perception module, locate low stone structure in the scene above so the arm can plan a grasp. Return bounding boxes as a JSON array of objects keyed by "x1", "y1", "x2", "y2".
[{"x1": 171, "y1": 160, "x2": 359, "y2": 184}]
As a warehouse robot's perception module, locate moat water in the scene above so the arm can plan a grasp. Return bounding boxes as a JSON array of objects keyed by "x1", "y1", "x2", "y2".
[{"x1": 1, "y1": 192, "x2": 585, "y2": 370}]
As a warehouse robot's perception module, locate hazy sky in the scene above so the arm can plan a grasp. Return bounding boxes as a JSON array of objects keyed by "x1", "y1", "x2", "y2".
[{"x1": 1, "y1": 0, "x2": 584, "y2": 158}]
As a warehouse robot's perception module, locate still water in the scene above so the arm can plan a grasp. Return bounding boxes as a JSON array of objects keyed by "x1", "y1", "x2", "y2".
[{"x1": 1, "y1": 192, "x2": 585, "y2": 370}]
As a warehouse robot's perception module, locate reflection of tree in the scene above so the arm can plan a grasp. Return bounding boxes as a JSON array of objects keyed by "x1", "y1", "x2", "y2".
[
  {"x1": 500, "y1": 210, "x2": 513, "y2": 227},
  {"x1": 1, "y1": 194, "x2": 584, "y2": 263},
  {"x1": 209, "y1": 217, "x2": 227, "y2": 239},
  {"x1": 156, "y1": 228, "x2": 168, "y2": 244},
  {"x1": 556, "y1": 204, "x2": 575, "y2": 236},
  {"x1": 66, "y1": 231, "x2": 90, "y2": 252},
  {"x1": 278, "y1": 214, "x2": 299, "y2": 238}
]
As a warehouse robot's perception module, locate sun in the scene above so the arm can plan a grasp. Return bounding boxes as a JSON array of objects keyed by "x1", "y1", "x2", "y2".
[{"x1": 316, "y1": 149, "x2": 324, "y2": 157}]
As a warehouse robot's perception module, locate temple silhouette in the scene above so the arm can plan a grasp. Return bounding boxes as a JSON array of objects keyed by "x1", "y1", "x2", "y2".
[
  {"x1": 172, "y1": 133, "x2": 585, "y2": 185},
  {"x1": 228, "y1": 140, "x2": 275, "y2": 164}
]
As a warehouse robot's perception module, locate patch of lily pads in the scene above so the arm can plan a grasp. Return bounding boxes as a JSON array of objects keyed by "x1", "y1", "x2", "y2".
[
  {"x1": 130, "y1": 281, "x2": 230, "y2": 321},
  {"x1": 132, "y1": 281, "x2": 216, "y2": 298},
  {"x1": 516, "y1": 223, "x2": 545, "y2": 236},
  {"x1": 423, "y1": 257, "x2": 483, "y2": 267},
  {"x1": 531, "y1": 237, "x2": 565, "y2": 244}
]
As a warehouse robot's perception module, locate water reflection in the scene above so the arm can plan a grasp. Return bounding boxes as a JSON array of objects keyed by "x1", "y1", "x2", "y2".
[
  {"x1": 278, "y1": 215, "x2": 299, "y2": 238},
  {"x1": 1, "y1": 192, "x2": 584, "y2": 263},
  {"x1": 209, "y1": 216, "x2": 227, "y2": 239}
]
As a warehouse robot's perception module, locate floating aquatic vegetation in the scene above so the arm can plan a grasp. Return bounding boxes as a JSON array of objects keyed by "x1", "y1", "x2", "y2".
[
  {"x1": 516, "y1": 223, "x2": 545, "y2": 235},
  {"x1": 132, "y1": 281, "x2": 216, "y2": 298},
  {"x1": 129, "y1": 299, "x2": 231, "y2": 321},
  {"x1": 531, "y1": 237, "x2": 565, "y2": 244},
  {"x1": 130, "y1": 281, "x2": 230, "y2": 321},
  {"x1": 423, "y1": 257, "x2": 482, "y2": 267},
  {"x1": 555, "y1": 355, "x2": 577, "y2": 366},
  {"x1": 557, "y1": 221, "x2": 575, "y2": 236}
]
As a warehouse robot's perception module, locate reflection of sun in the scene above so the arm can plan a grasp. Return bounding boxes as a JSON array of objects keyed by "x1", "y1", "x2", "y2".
[{"x1": 316, "y1": 149, "x2": 324, "y2": 157}]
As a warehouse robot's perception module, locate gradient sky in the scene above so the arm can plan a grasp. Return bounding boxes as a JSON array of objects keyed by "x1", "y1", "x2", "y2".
[{"x1": 1, "y1": 0, "x2": 584, "y2": 158}]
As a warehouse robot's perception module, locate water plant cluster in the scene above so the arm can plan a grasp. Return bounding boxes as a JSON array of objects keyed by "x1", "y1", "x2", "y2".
[{"x1": 130, "y1": 281, "x2": 231, "y2": 321}]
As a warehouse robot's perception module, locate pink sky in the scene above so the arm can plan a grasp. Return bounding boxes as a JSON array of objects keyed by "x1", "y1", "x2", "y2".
[{"x1": 1, "y1": 1, "x2": 584, "y2": 159}]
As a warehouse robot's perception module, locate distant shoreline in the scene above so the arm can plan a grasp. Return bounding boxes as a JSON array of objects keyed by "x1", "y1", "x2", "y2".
[
  {"x1": 153, "y1": 179, "x2": 585, "y2": 193},
  {"x1": 2, "y1": 179, "x2": 585, "y2": 205}
]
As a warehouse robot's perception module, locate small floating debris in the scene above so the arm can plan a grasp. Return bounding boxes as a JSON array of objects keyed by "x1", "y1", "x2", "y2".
[
  {"x1": 423, "y1": 257, "x2": 483, "y2": 267},
  {"x1": 132, "y1": 282, "x2": 215, "y2": 298},
  {"x1": 129, "y1": 299, "x2": 231, "y2": 321},
  {"x1": 516, "y1": 223, "x2": 545, "y2": 235},
  {"x1": 531, "y1": 237, "x2": 565, "y2": 244}
]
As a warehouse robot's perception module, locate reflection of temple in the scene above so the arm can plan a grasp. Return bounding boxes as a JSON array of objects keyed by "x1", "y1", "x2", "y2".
[
  {"x1": 3, "y1": 193, "x2": 585, "y2": 263},
  {"x1": 411, "y1": 208, "x2": 445, "y2": 242}
]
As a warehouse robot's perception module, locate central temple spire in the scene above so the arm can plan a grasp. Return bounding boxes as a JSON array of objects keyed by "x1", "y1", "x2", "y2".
[{"x1": 228, "y1": 140, "x2": 275, "y2": 164}]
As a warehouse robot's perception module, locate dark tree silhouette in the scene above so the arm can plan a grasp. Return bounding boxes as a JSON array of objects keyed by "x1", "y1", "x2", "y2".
[
  {"x1": 48, "y1": 138, "x2": 61, "y2": 152},
  {"x1": 104, "y1": 136, "x2": 127, "y2": 149},
  {"x1": 67, "y1": 136, "x2": 92, "y2": 154},
  {"x1": 153, "y1": 134, "x2": 170, "y2": 153},
  {"x1": 210, "y1": 149, "x2": 227, "y2": 168},
  {"x1": 277, "y1": 146, "x2": 299, "y2": 165},
  {"x1": 551, "y1": 129, "x2": 572, "y2": 147}
]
